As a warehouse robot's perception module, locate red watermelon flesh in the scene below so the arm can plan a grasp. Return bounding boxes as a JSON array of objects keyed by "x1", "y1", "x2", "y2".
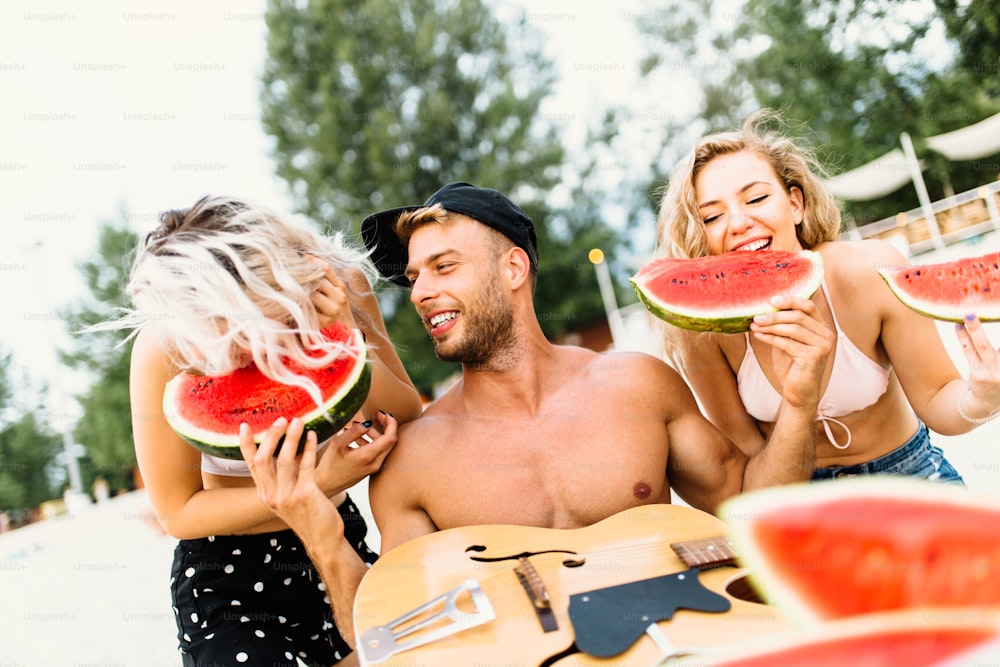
[
  {"x1": 877, "y1": 250, "x2": 1000, "y2": 322},
  {"x1": 721, "y1": 478, "x2": 1000, "y2": 621},
  {"x1": 630, "y1": 250, "x2": 824, "y2": 333},
  {"x1": 671, "y1": 610, "x2": 1000, "y2": 667},
  {"x1": 163, "y1": 322, "x2": 371, "y2": 459}
]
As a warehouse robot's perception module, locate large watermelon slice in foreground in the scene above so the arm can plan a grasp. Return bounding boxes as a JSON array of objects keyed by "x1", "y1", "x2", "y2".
[
  {"x1": 163, "y1": 322, "x2": 371, "y2": 459},
  {"x1": 878, "y1": 250, "x2": 1000, "y2": 322},
  {"x1": 720, "y1": 477, "x2": 1000, "y2": 622},
  {"x1": 670, "y1": 609, "x2": 1000, "y2": 667},
  {"x1": 630, "y1": 250, "x2": 824, "y2": 333}
]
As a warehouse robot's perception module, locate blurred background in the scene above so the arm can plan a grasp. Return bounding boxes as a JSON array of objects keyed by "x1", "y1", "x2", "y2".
[{"x1": 1, "y1": 0, "x2": 999, "y2": 664}]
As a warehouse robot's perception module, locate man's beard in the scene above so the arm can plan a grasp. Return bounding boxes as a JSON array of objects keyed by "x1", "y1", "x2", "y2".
[{"x1": 432, "y1": 272, "x2": 515, "y2": 367}]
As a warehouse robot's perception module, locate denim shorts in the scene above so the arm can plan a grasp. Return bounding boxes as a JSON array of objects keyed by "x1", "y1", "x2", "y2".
[{"x1": 812, "y1": 421, "x2": 965, "y2": 483}]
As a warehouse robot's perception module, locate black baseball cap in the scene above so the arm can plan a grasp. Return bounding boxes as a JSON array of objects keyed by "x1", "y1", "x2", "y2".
[{"x1": 360, "y1": 182, "x2": 538, "y2": 286}]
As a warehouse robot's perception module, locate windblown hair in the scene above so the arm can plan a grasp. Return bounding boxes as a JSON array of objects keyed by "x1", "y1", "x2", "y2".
[
  {"x1": 101, "y1": 195, "x2": 377, "y2": 407},
  {"x1": 656, "y1": 109, "x2": 843, "y2": 260}
]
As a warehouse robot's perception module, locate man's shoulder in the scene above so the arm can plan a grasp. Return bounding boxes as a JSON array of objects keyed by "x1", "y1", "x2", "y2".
[
  {"x1": 393, "y1": 405, "x2": 459, "y2": 454},
  {"x1": 550, "y1": 346, "x2": 684, "y2": 398},
  {"x1": 584, "y1": 347, "x2": 676, "y2": 377}
]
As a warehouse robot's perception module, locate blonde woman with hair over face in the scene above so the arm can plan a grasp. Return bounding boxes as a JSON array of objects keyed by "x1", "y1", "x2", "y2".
[
  {"x1": 656, "y1": 109, "x2": 1000, "y2": 483},
  {"x1": 104, "y1": 195, "x2": 422, "y2": 666}
]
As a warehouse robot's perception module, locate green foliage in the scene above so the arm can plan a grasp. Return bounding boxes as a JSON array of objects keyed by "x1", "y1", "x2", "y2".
[
  {"x1": 61, "y1": 213, "x2": 139, "y2": 494},
  {"x1": 0, "y1": 408, "x2": 62, "y2": 516},
  {"x1": 261, "y1": 0, "x2": 564, "y2": 233},
  {"x1": 261, "y1": 0, "x2": 621, "y2": 394},
  {"x1": 637, "y1": 0, "x2": 1000, "y2": 229},
  {"x1": 935, "y1": 0, "x2": 1000, "y2": 97}
]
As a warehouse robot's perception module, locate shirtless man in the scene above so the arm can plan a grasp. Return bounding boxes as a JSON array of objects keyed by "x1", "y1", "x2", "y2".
[{"x1": 241, "y1": 182, "x2": 831, "y2": 649}]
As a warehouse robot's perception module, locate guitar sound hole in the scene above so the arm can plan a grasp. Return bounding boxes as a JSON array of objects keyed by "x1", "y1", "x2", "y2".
[
  {"x1": 561, "y1": 558, "x2": 586, "y2": 568},
  {"x1": 465, "y1": 545, "x2": 487, "y2": 553},
  {"x1": 725, "y1": 573, "x2": 767, "y2": 604}
]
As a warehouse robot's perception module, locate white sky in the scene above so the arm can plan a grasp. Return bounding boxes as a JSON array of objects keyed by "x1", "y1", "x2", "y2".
[{"x1": 0, "y1": 0, "x2": 662, "y2": 403}]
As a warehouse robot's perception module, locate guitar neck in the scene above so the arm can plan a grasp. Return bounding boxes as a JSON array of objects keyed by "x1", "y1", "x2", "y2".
[{"x1": 671, "y1": 535, "x2": 738, "y2": 569}]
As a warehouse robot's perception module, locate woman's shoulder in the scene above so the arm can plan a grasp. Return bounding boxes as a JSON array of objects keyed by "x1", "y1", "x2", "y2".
[
  {"x1": 816, "y1": 238, "x2": 906, "y2": 262},
  {"x1": 816, "y1": 239, "x2": 908, "y2": 285},
  {"x1": 131, "y1": 326, "x2": 179, "y2": 377}
]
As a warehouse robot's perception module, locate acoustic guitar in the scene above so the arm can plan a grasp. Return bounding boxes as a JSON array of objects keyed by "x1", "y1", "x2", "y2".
[{"x1": 352, "y1": 503, "x2": 791, "y2": 666}]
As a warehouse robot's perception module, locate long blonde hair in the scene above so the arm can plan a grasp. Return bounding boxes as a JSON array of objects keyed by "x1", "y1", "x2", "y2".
[
  {"x1": 656, "y1": 109, "x2": 843, "y2": 259},
  {"x1": 653, "y1": 111, "x2": 843, "y2": 368},
  {"x1": 102, "y1": 195, "x2": 376, "y2": 406}
]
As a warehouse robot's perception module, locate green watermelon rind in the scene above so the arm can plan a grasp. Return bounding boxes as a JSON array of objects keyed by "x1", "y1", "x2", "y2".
[
  {"x1": 719, "y1": 477, "x2": 1000, "y2": 625},
  {"x1": 630, "y1": 251, "x2": 825, "y2": 334},
  {"x1": 163, "y1": 330, "x2": 372, "y2": 460},
  {"x1": 877, "y1": 251, "x2": 1000, "y2": 323}
]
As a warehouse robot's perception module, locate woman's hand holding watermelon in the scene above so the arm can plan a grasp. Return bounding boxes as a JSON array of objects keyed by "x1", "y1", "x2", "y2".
[
  {"x1": 241, "y1": 409, "x2": 399, "y2": 509},
  {"x1": 955, "y1": 314, "x2": 1000, "y2": 423},
  {"x1": 749, "y1": 294, "x2": 834, "y2": 409},
  {"x1": 239, "y1": 413, "x2": 394, "y2": 651}
]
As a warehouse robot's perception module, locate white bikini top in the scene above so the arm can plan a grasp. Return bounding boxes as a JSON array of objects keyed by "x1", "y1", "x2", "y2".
[
  {"x1": 201, "y1": 439, "x2": 330, "y2": 477},
  {"x1": 737, "y1": 281, "x2": 891, "y2": 449}
]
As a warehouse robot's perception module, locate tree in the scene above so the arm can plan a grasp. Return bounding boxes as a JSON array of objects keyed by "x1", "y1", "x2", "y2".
[
  {"x1": 934, "y1": 0, "x2": 1000, "y2": 97},
  {"x1": 0, "y1": 346, "x2": 63, "y2": 521},
  {"x1": 261, "y1": 0, "x2": 620, "y2": 394},
  {"x1": 61, "y1": 213, "x2": 139, "y2": 493},
  {"x1": 0, "y1": 412, "x2": 63, "y2": 519},
  {"x1": 636, "y1": 0, "x2": 1000, "y2": 228}
]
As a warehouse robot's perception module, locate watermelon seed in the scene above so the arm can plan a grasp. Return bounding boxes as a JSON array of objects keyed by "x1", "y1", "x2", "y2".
[{"x1": 700, "y1": 273, "x2": 707, "y2": 280}]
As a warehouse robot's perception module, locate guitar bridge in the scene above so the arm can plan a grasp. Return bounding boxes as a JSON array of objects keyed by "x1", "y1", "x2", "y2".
[
  {"x1": 514, "y1": 556, "x2": 559, "y2": 632},
  {"x1": 357, "y1": 578, "x2": 496, "y2": 663}
]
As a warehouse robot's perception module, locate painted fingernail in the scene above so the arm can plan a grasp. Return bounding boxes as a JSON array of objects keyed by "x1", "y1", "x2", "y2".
[
  {"x1": 966, "y1": 313, "x2": 976, "y2": 322},
  {"x1": 362, "y1": 419, "x2": 373, "y2": 428}
]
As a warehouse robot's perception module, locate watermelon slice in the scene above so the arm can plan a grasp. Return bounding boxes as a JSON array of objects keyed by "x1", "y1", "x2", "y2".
[
  {"x1": 720, "y1": 477, "x2": 1000, "y2": 622},
  {"x1": 669, "y1": 609, "x2": 1000, "y2": 667},
  {"x1": 162, "y1": 322, "x2": 371, "y2": 459},
  {"x1": 630, "y1": 250, "x2": 824, "y2": 333},
  {"x1": 877, "y1": 250, "x2": 1000, "y2": 322}
]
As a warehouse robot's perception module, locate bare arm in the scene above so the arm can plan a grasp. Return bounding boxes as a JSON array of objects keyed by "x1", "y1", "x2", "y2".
[
  {"x1": 674, "y1": 330, "x2": 768, "y2": 456},
  {"x1": 738, "y1": 294, "x2": 830, "y2": 488},
  {"x1": 239, "y1": 411, "x2": 399, "y2": 649},
  {"x1": 667, "y1": 295, "x2": 829, "y2": 511},
  {"x1": 367, "y1": 430, "x2": 439, "y2": 554},
  {"x1": 131, "y1": 328, "x2": 287, "y2": 538},
  {"x1": 870, "y1": 242, "x2": 1000, "y2": 433},
  {"x1": 132, "y1": 326, "x2": 398, "y2": 539}
]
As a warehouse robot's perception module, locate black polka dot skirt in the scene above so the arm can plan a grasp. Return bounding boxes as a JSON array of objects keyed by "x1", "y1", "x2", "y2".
[{"x1": 169, "y1": 494, "x2": 377, "y2": 666}]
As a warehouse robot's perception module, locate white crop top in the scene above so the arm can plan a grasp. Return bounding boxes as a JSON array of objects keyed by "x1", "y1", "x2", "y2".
[{"x1": 201, "y1": 439, "x2": 331, "y2": 477}]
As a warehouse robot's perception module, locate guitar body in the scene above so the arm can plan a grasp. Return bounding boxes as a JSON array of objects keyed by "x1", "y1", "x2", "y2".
[{"x1": 353, "y1": 504, "x2": 792, "y2": 666}]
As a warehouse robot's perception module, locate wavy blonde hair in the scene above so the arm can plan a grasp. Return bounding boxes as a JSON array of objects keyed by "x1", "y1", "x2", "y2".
[
  {"x1": 653, "y1": 111, "x2": 843, "y2": 368},
  {"x1": 656, "y1": 109, "x2": 843, "y2": 259},
  {"x1": 103, "y1": 195, "x2": 377, "y2": 407}
]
